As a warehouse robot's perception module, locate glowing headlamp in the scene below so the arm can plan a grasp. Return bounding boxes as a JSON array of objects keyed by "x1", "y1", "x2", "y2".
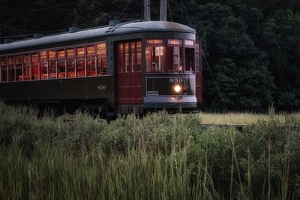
[{"x1": 174, "y1": 85, "x2": 181, "y2": 93}]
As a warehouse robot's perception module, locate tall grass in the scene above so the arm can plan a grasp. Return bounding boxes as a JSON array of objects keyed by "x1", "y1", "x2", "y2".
[
  {"x1": 0, "y1": 100, "x2": 300, "y2": 199},
  {"x1": 198, "y1": 110, "x2": 300, "y2": 124}
]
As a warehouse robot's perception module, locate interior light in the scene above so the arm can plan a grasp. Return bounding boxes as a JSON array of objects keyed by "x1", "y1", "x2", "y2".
[{"x1": 174, "y1": 85, "x2": 181, "y2": 93}]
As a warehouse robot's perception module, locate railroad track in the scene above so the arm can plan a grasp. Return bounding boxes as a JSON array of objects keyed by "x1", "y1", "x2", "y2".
[
  {"x1": 201, "y1": 123, "x2": 299, "y2": 133},
  {"x1": 200, "y1": 123, "x2": 247, "y2": 132}
]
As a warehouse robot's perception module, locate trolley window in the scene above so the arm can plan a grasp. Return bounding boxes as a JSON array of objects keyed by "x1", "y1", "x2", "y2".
[
  {"x1": 97, "y1": 43, "x2": 107, "y2": 75},
  {"x1": 185, "y1": 40, "x2": 195, "y2": 72},
  {"x1": 1, "y1": 66, "x2": 7, "y2": 82},
  {"x1": 167, "y1": 39, "x2": 183, "y2": 72},
  {"x1": 87, "y1": 45, "x2": 95, "y2": 55},
  {"x1": 76, "y1": 47, "x2": 84, "y2": 57},
  {"x1": 0, "y1": 57, "x2": 7, "y2": 65},
  {"x1": 49, "y1": 50, "x2": 56, "y2": 60},
  {"x1": 145, "y1": 39, "x2": 165, "y2": 73},
  {"x1": 16, "y1": 64, "x2": 22, "y2": 81},
  {"x1": 16, "y1": 55, "x2": 22, "y2": 63},
  {"x1": 67, "y1": 48, "x2": 75, "y2": 58},
  {"x1": 58, "y1": 49, "x2": 65, "y2": 59},
  {"x1": 40, "y1": 51, "x2": 47, "y2": 61},
  {"x1": 32, "y1": 53, "x2": 38, "y2": 62},
  {"x1": 8, "y1": 56, "x2": 15, "y2": 82},
  {"x1": 24, "y1": 54, "x2": 30, "y2": 63}
]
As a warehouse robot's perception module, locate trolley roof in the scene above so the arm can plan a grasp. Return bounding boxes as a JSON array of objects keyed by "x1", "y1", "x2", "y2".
[{"x1": 0, "y1": 21, "x2": 196, "y2": 53}]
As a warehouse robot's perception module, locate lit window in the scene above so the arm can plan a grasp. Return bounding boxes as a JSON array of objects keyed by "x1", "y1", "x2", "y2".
[
  {"x1": 49, "y1": 50, "x2": 56, "y2": 60},
  {"x1": 145, "y1": 39, "x2": 165, "y2": 73},
  {"x1": 57, "y1": 49, "x2": 65, "y2": 59},
  {"x1": 16, "y1": 55, "x2": 22, "y2": 63},
  {"x1": 24, "y1": 54, "x2": 30, "y2": 63},
  {"x1": 40, "y1": 51, "x2": 47, "y2": 60},
  {"x1": 87, "y1": 46, "x2": 95, "y2": 55},
  {"x1": 67, "y1": 61, "x2": 75, "y2": 77},
  {"x1": 145, "y1": 46, "x2": 165, "y2": 72},
  {"x1": 40, "y1": 62, "x2": 48, "y2": 80},
  {"x1": 32, "y1": 53, "x2": 38, "y2": 62},
  {"x1": 0, "y1": 57, "x2": 7, "y2": 65},
  {"x1": 97, "y1": 43, "x2": 106, "y2": 55},
  {"x1": 8, "y1": 56, "x2": 14, "y2": 64},
  {"x1": 67, "y1": 48, "x2": 74, "y2": 57},
  {"x1": 77, "y1": 47, "x2": 84, "y2": 57}
]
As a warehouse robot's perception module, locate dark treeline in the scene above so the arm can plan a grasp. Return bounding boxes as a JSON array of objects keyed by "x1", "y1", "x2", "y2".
[{"x1": 1, "y1": 0, "x2": 299, "y2": 112}]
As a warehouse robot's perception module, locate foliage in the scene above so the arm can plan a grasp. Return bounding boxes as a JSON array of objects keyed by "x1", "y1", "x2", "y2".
[{"x1": 1, "y1": 102, "x2": 300, "y2": 199}]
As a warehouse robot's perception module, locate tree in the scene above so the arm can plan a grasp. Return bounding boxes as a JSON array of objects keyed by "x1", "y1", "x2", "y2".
[
  {"x1": 196, "y1": 3, "x2": 275, "y2": 111},
  {"x1": 262, "y1": 9, "x2": 300, "y2": 110}
]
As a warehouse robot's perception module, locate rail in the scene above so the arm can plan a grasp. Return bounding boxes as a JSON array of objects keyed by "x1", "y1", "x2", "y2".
[{"x1": 200, "y1": 123, "x2": 247, "y2": 132}]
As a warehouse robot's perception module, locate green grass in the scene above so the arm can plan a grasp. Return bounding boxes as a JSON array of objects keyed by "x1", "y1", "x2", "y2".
[{"x1": 1, "y1": 101, "x2": 300, "y2": 199}]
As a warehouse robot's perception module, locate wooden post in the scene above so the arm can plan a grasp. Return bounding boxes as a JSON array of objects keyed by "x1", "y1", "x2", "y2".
[
  {"x1": 160, "y1": 0, "x2": 167, "y2": 21},
  {"x1": 144, "y1": 0, "x2": 151, "y2": 21}
]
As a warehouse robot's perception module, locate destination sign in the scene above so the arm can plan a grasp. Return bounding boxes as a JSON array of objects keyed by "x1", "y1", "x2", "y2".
[
  {"x1": 185, "y1": 40, "x2": 194, "y2": 47},
  {"x1": 146, "y1": 39, "x2": 164, "y2": 44},
  {"x1": 168, "y1": 39, "x2": 182, "y2": 45}
]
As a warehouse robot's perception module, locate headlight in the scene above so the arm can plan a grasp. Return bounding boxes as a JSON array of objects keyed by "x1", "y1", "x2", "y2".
[{"x1": 174, "y1": 85, "x2": 181, "y2": 93}]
